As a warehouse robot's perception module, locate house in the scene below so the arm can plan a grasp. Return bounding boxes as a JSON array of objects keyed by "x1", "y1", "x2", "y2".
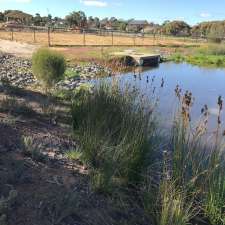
[
  {"x1": 5, "y1": 10, "x2": 32, "y2": 25},
  {"x1": 143, "y1": 24, "x2": 161, "y2": 34},
  {"x1": 127, "y1": 20, "x2": 149, "y2": 32},
  {"x1": 99, "y1": 18, "x2": 113, "y2": 30}
]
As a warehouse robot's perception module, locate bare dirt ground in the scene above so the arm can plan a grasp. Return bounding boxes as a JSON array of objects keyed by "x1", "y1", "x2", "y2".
[
  {"x1": 0, "y1": 83, "x2": 147, "y2": 225},
  {"x1": 0, "y1": 30, "x2": 201, "y2": 47},
  {"x1": 0, "y1": 39, "x2": 38, "y2": 58}
]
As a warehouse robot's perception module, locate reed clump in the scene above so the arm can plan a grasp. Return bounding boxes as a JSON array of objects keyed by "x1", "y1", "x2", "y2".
[
  {"x1": 70, "y1": 81, "x2": 225, "y2": 224},
  {"x1": 71, "y1": 82, "x2": 158, "y2": 192}
]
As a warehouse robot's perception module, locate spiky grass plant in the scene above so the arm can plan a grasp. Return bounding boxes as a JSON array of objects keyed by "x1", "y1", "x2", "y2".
[
  {"x1": 203, "y1": 147, "x2": 225, "y2": 225},
  {"x1": 71, "y1": 82, "x2": 157, "y2": 193},
  {"x1": 170, "y1": 88, "x2": 225, "y2": 224},
  {"x1": 158, "y1": 180, "x2": 196, "y2": 225}
]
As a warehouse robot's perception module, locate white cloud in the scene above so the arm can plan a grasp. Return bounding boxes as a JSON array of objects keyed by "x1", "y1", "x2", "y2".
[
  {"x1": 81, "y1": 0, "x2": 108, "y2": 7},
  {"x1": 200, "y1": 12, "x2": 211, "y2": 18}
]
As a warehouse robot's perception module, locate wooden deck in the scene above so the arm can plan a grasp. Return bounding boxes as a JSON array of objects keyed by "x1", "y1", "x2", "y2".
[{"x1": 113, "y1": 50, "x2": 161, "y2": 66}]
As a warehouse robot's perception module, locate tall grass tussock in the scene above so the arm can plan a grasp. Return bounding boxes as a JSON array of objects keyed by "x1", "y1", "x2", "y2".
[{"x1": 71, "y1": 82, "x2": 158, "y2": 192}]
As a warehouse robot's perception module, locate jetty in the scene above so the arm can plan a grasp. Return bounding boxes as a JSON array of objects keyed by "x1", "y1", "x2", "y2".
[{"x1": 112, "y1": 50, "x2": 161, "y2": 66}]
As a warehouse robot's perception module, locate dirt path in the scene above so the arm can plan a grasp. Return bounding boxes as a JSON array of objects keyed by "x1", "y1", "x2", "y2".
[{"x1": 0, "y1": 39, "x2": 38, "y2": 58}]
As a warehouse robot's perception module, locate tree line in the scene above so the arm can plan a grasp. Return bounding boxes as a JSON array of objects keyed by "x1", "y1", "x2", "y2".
[{"x1": 0, "y1": 10, "x2": 224, "y2": 41}]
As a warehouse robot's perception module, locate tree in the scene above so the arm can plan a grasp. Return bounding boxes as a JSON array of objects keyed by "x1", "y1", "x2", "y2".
[
  {"x1": 0, "y1": 12, "x2": 4, "y2": 21},
  {"x1": 33, "y1": 13, "x2": 42, "y2": 26},
  {"x1": 65, "y1": 11, "x2": 87, "y2": 28},
  {"x1": 115, "y1": 20, "x2": 127, "y2": 31},
  {"x1": 161, "y1": 20, "x2": 191, "y2": 36},
  {"x1": 94, "y1": 17, "x2": 100, "y2": 28},
  {"x1": 191, "y1": 20, "x2": 225, "y2": 40},
  {"x1": 208, "y1": 22, "x2": 225, "y2": 43},
  {"x1": 87, "y1": 16, "x2": 94, "y2": 28},
  {"x1": 47, "y1": 14, "x2": 52, "y2": 22},
  {"x1": 162, "y1": 20, "x2": 170, "y2": 26}
]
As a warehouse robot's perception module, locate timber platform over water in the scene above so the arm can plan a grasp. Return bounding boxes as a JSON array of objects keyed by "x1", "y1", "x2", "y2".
[{"x1": 113, "y1": 50, "x2": 161, "y2": 66}]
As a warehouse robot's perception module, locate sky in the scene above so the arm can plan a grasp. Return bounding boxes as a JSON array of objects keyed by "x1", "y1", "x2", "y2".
[{"x1": 0, "y1": 0, "x2": 225, "y2": 25}]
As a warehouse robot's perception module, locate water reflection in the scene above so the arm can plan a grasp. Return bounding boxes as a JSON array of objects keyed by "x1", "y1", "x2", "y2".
[{"x1": 97, "y1": 62, "x2": 225, "y2": 132}]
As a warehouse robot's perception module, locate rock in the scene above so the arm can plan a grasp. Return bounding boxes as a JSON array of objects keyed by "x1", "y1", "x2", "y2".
[
  {"x1": 0, "y1": 53, "x2": 111, "y2": 91},
  {"x1": 0, "y1": 53, "x2": 36, "y2": 88}
]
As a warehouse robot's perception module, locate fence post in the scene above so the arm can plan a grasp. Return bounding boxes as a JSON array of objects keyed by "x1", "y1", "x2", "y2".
[
  {"x1": 111, "y1": 31, "x2": 114, "y2": 46},
  {"x1": 83, "y1": 29, "x2": 86, "y2": 46},
  {"x1": 33, "y1": 27, "x2": 36, "y2": 43},
  {"x1": 11, "y1": 29, "x2": 14, "y2": 41},
  {"x1": 48, "y1": 27, "x2": 51, "y2": 47}
]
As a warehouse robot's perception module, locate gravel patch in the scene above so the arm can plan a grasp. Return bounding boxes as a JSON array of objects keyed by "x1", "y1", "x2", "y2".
[{"x1": 0, "y1": 53, "x2": 112, "y2": 90}]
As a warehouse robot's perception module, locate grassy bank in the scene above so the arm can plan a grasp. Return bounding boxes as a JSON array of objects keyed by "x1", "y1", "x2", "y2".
[
  {"x1": 170, "y1": 44, "x2": 225, "y2": 67},
  {"x1": 70, "y1": 82, "x2": 225, "y2": 225}
]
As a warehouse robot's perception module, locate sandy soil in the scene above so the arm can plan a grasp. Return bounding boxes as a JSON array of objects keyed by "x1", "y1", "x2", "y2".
[
  {"x1": 0, "y1": 31, "x2": 201, "y2": 47},
  {"x1": 0, "y1": 39, "x2": 38, "y2": 58}
]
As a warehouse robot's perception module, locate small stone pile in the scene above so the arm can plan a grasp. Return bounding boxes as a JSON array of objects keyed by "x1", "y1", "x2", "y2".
[
  {"x1": 56, "y1": 78, "x2": 86, "y2": 90},
  {"x1": 73, "y1": 63, "x2": 112, "y2": 79},
  {"x1": 56, "y1": 63, "x2": 112, "y2": 90},
  {"x1": 0, "y1": 53, "x2": 112, "y2": 90},
  {"x1": 0, "y1": 53, "x2": 36, "y2": 87}
]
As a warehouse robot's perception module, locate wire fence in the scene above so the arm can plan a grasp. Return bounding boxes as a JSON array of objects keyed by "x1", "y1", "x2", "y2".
[{"x1": 0, "y1": 26, "x2": 207, "y2": 47}]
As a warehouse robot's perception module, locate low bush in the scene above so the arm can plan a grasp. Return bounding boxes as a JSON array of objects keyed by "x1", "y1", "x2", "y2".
[
  {"x1": 32, "y1": 48, "x2": 66, "y2": 88},
  {"x1": 21, "y1": 136, "x2": 46, "y2": 162}
]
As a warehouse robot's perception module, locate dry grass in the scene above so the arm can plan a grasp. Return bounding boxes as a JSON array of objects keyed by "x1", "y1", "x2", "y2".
[{"x1": 0, "y1": 30, "x2": 201, "y2": 47}]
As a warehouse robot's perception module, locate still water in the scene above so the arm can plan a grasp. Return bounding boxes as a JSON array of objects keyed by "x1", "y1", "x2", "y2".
[{"x1": 108, "y1": 62, "x2": 225, "y2": 131}]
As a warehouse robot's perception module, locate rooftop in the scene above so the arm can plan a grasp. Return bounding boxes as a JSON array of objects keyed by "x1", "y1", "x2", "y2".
[{"x1": 128, "y1": 20, "x2": 149, "y2": 25}]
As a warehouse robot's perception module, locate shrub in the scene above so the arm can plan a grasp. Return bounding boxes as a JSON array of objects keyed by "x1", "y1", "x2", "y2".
[
  {"x1": 71, "y1": 82, "x2": 157, "y2": 193},
  {"x1": 21, "y1": 136, "x2": 46, "y2": 162},
  {"x1": 32, "y1": 48, "x2": 66, "y2": 88},
  {"x1": 158, "y1": 181, "x2": 196, "y2": 225}
]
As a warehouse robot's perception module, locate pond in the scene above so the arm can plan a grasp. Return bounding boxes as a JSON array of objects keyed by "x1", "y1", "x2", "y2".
[{"x1": 105, "y1": 62, "x2": 225, "y2": 132}]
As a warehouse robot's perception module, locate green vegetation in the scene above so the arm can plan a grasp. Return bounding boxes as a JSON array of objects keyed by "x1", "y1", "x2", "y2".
[
  {"x1": 198, "y1": 44, "x2": 225, "y2": 55},
  {"x1": 32, "y1": 48, "x2": 66, "y2": 88},
  {"x1": 21, "y1": 136, "x2": 46, "y2": 162},
  {"x1": 161, "y1": 20, "x2": 191, "y2": 36},
  {"x1": 70, "y1": 82, "x2": 225, "y2": 224},
  {"x1": 192, "y1": 21, "x2": 225, "y2": 43},
  {"x1": 170, "y1": 44, "x2": 225, "y2": 67},
  {"x1": 64, "y1": 68, "x2": 80, "y2": 79},
  {"x1": 171, "y1": 53, "x2": 225, "y2": 67},
  {"x1": 65, "y1": 150, "x2": 82, "y2": 161},
  {"x1": 71, "y1": 83, "x2": 157, "y2": 192}
]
